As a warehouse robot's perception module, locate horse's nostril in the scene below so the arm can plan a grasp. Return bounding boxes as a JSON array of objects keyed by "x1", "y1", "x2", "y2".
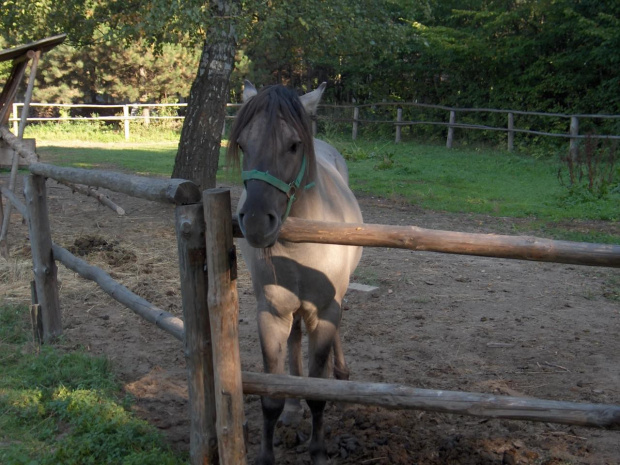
[{"x1": 267, "y1": 212, "x2": 278, "y2": 229}]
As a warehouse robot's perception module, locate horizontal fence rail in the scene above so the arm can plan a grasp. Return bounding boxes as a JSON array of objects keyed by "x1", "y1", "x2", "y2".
[
  {"x1": 10, "y1": 102, "x2": 620, "y2": 148},
  {"x1": 242, "y1": 372, "x2": 620, "y2": 430},
  {"x1": 231, "y1": 217, "x2": 620, "y2": 268}
]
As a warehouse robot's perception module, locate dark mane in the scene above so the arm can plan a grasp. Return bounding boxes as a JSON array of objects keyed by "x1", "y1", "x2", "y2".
[{"x1": 227, "y1": 85, "x2": 316, "y2": 184}]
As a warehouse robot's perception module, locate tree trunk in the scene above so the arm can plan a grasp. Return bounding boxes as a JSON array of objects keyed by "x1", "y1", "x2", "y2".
[{"x1": 172, "y1": 0, "x2": 239, "y2": 189}]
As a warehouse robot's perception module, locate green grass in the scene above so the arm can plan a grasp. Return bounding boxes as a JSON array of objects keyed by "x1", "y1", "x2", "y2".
[
  {"x1": 0, "y1": 305, "x2": 187, "y2": 465},
  {"x1": 38, "y1": 143, "x2": 180, "y2": 176},
  {"x1": 328, "y1": 138, "x2": 619, "y2": 223},
  {"x1": 26, "y1": 120, "x2": 182, "y2": 144}
]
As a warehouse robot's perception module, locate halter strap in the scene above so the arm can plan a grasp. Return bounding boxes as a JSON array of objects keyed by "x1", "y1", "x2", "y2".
[{"x1": 241, "y1": 154, "x2": 313, "y2": 222}]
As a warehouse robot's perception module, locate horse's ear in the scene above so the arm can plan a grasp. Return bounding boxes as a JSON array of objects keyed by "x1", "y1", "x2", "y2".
[
  {"x1": 299, "y1": 82, "x2": 327, "y2": 115},
  {"x1": 243, "y1": 80, "x2": 258, "y2": 102}
]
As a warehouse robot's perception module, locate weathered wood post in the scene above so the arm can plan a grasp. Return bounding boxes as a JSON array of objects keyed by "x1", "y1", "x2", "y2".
[
  {"x1": 570, "y1": 116, "x2": 579, "y2": 161},
  {"x1": 175, "y1": 203, "x2": 219, "y2": 465},
  {"x1": 123, "y1": 104, "x2": 130, "y2": 140},
  {"x1": 0, "y1": 190, "x2": 8, "y2": 258},
  {"x1": 203, "y1": 188, "x2": 247, "y2": 465},
  {"x1": 507, "y1": 112, "x2": 514, "y2": 151},
  {"x1": 12, "y1": 103, "x2": 19, "y2": 134},
  {"x1": 24, "y1": 174, "x2": 62, "y2": 342},
  {"x1": 395, "y1": 107, "x2": 403, "y2": 143},
  {"x1": 352, "y1": 106, "x2": 359, "y2": 140},
  {"x1": 446, "y1": 110, "x2": 456, "y2": 148}
]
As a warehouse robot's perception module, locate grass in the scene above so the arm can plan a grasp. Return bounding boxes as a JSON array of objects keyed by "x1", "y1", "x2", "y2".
[
  {"x1": 328, "y1": 138, "x2": 619, "y2": 222},
  {"x1": 20, "y1": 122, "x2": 620, "y2": 243},
  {"x1": 0, "y1": 305, "x2": 187, "y2": 465}
]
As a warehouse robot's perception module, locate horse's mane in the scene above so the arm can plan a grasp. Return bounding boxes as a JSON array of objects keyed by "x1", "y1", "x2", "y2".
[{"x1": 227, "y1": 85, "x2": 316, "y2": 184}]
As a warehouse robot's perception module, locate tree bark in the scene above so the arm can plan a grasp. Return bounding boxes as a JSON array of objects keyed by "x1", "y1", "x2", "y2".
[{"x1": 172, "y1": 0, "x2": 239, "y2": 189}]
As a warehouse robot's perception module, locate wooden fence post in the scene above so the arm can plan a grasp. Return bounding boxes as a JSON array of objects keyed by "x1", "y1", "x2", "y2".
[
  {"x1": 123, "y1": 104, "x2": 130, "y2": 140},
  {"x1": 352, "y1": 106, "x2": 359, "y2": 140},
  {"x1": 395, "y1": 107, "x2": 403, "y2": 143},
  {"x1": 446, "y1": 110, "x2": 456, "y2": 148},
  {"x1": 570, "y1": 116, "x2": 579, "y2": 161},
  {"x1": 507, "y1": 112, "x2": 514, "y2": 152},
  {"x1": 175, "y1": 203, "x2": 219, "y2": 465},
  {"x1": 0, "y1": 190, "x2": 7, "y2": 258},
  {"x1": 203, "y1": 188, "x2": 247, "y2": 465},
  {"x1": 24, "y1": 174, "x2": 62, "y2": 342},
  {"x1": 12, "y1": 103, "x2": 19, "y2": 134}
]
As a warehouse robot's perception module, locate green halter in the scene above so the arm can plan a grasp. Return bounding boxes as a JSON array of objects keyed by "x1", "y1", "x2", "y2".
[{"x1": 241, "y1": 154, "x2": 315, "y2": 222}]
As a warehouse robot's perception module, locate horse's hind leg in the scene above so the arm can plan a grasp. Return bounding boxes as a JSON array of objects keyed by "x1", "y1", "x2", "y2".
[
  {"x1": 307, "y1": 312, "x2": 339, "y2": 465},
  {"x1": 257, "y1": 310, "x2": 293, "y2": 465},
  {"x1": 282, "y1": 314, "x2": 303, "y2": 425},
  {"x1": 332, "y1": 329, "x2": 350, "y2": 381}
]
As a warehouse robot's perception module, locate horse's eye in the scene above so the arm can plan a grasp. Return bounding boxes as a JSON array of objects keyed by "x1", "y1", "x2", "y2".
[{"x1": 289, "y1": 142, "x2": 300, "y2": 153}]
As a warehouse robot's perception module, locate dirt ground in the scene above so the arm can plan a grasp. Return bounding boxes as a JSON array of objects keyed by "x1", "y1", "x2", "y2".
[{"x1": 2, "y1": 173, "x2": 619, "y2": 464}]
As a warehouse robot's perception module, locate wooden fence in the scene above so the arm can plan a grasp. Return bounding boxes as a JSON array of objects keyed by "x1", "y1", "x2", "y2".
[
  {"x1": 1, "y1": 135, "x2": 619, "y2": 464},
  {"x1": 11, "y1": 101, "x2": 620, "y2": 151}
]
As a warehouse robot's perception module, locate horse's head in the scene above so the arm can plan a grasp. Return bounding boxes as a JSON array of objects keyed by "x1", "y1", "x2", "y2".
[{"x1": 228, "y1": 81, "x2": 326, "y2": 248}]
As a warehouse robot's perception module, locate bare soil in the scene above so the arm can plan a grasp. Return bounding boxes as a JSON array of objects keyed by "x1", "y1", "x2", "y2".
[{"x1": 2, "y1": 175, "x2": 619, "y2": 464}]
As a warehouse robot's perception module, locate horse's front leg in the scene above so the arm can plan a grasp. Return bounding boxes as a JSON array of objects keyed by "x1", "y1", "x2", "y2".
[
  {"x1": 282, "y1": 314, "x2": 303, "y2": 425},
  {"x1": 257, "y1": 308, "x2": 293, "y2": 465},
  {"x1": 307, "y1": 303, "x2": 340, "y2": 465}
]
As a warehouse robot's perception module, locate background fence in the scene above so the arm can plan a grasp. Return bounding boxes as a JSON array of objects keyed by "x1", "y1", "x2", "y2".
[{"x1": 10, "y1": 101, "x2": 620, "y2": 152}]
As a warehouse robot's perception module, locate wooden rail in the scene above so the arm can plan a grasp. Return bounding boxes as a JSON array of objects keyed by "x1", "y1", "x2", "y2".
[
  {"x1": 231, "y1": 217, "x2": 620, "y2": 268},
  {"x1": 11, "y1": 101, "x2": 620, "y2": 147},
  {"x1": 242, "y1": 372, "x2": 620, "y2": 430},
  {"x1": 29, "y1": 163, "x2": 201, "y2": 205}
]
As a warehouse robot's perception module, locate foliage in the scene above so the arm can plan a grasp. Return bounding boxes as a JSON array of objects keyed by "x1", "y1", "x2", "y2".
[
  {"x1": 0, "y1": 304, "x2": 187, "y2": 465},
  {"x1": 2, "y1": 1, "x2": 619, "y2": 149},
  {"x1": 558, "y1": 136, "x2": 619, "y2": 200}
]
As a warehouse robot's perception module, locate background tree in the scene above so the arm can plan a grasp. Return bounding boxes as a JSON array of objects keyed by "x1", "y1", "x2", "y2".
[{"x1": 2, "y1": 0, "x2": 619, "y2": 161}]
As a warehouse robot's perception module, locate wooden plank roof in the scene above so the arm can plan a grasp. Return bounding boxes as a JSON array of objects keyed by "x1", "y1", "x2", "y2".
[{"x1": 0, "y1": 34, "x2": 67, "y2": 63}]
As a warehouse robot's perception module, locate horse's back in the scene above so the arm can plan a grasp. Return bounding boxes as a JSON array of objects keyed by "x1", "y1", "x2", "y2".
[{"x1": 314, "y1": 138, "x2": 350, "y2": 185}]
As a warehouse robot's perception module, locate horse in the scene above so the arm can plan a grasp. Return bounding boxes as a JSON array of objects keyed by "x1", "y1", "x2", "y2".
[{"x1": 227, "y1": 81, "x2": 363, "y2": 465}]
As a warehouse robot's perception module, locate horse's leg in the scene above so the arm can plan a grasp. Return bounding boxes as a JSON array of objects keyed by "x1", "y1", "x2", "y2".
[
  {"x1": 332, "y1": 329, "x2": 350, "y2": 381},
  {"x1": 306, "y1": 305, "x2": 340, "y2": 465},
  {"x1": 282, "y1": 313, "x2": 303, "y2": 425},
  {"x1": 257, "y1": 309, "x2": 293, "y2": 465}
]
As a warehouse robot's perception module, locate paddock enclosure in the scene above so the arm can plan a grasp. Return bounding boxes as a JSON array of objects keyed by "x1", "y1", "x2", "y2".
[{"x1": 1, "y1": 155, "x2": 619, "y2": 463}]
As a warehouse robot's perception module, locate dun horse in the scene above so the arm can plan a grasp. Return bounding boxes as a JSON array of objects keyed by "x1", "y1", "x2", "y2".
[{"x1": 228, "y1": 82, "x2": 363, "y2": 464}]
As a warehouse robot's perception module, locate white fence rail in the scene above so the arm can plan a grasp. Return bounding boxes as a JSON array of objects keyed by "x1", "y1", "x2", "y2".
[{"x1": 10, "y1": 102, "x2": 620, "y2": 150}]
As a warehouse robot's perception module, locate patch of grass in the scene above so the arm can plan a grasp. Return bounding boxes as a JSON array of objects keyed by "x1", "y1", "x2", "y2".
[
  {"x1": 0, "y1": 304, "x2": 187, "y2": 465},
  {"x1": 351, "y1": 267, "x2": 380, "y2": 286},
  {"x1": 35, "y1": 140, "x2": 238, "y2": 185},
  {"x1": 25, "y1": 121, "x2": 182, "y2": 144},
  {"x1": 327, "y1": 137, "x2": 620, "y2": 224},
  {"x1": 37, "y1": 143, "x2": 179, "y2": 176},
  {"x1": 602, "y1": 275, "x2": 620, "y2": 301}
]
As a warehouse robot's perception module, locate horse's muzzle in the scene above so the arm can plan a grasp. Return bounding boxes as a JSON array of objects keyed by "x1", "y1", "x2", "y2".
[{"x1": 238, "y1": 210, "x2": 281, "y2": 249}]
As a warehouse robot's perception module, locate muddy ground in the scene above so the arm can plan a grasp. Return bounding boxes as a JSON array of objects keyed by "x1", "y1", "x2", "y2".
[{"x1": 2, "y1": 174, "x2": 619, "y2": 464}]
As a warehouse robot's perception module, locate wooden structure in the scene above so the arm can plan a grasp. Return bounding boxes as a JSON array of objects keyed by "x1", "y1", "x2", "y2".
[
  {"x1": 0, "y1": 34, "x2": 66, "y2": 257},
  {"x1": 0, "y1": 134, "x2": 618, "y2": 462}
]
